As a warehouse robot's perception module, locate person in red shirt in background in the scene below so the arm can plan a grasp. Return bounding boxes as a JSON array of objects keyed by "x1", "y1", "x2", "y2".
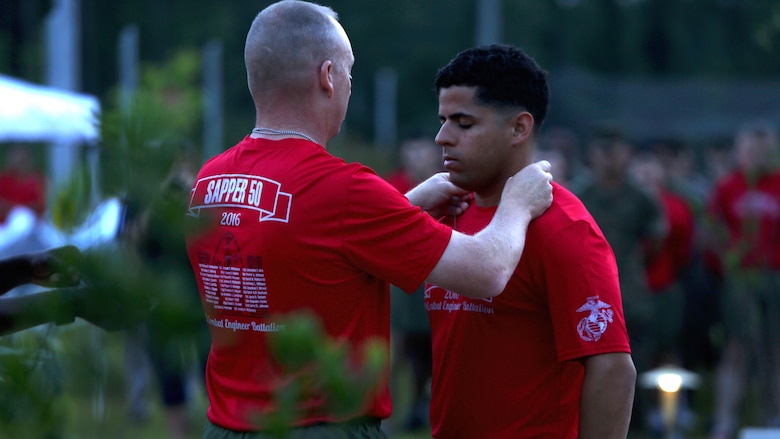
[
  {"x1": 0, "y1": 145, "x2": 47, "y2": 223},
  {"x1": 630, "y1": 148, "x2": 695, "y2": 364},
  {"x1": 707, "y1": 120, "x2": 780, "y2": 438},
  {"x1": 425, "y1": 44, "x2": 635, "y2": 439},
  {"x1": 629, "y1": 146, "x2": 701, "y2": 433}
]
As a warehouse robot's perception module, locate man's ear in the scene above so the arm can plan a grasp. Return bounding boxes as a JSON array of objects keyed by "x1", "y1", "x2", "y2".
[
  {"x1": 511, "y1": 112, "x2": 535, "y2": 146},
  {"x1": 319, "y1": 60, "x2": 334, "y2": 98}
]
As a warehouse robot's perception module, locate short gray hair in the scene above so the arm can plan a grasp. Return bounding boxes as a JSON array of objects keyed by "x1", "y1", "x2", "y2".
[{"x1": 245, "y1": 0, "x2": 341, "y2": 95}]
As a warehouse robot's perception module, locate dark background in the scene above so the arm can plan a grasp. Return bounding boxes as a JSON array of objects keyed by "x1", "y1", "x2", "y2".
[{"x1": 2, "y1": 0, "x2": 780, "y2": 154}]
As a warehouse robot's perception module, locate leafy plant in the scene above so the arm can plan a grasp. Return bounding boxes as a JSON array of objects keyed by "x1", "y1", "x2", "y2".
[{"x1": 259, "y1": 311, "x2": 388, "y2": 437}]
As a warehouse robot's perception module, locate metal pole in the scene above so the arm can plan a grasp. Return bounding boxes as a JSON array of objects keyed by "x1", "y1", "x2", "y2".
[
  {"x1": 373, "y1": 68, "x2": 397, "y2": 150},
  {"x1": 46, "y1": 0, "x2": 81, "y2": 189},
  {"x1": 475, "y1": 0, "x2": 502, "y2": 45},
  {"x1": 118, "y1": 25, "x2": 139, "y2": 114}
]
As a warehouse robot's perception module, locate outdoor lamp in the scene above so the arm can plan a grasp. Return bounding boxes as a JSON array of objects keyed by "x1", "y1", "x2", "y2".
[{"x1": 640, "y1": 365, "x2": 701, "y2": 439}]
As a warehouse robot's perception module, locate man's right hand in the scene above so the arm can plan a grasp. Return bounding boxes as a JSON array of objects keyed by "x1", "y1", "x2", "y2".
[
  {"x1": 405, "y1": 172, "x2": 472, "y2": 218},
  {"x1": 29, "y1": 245, "x2": 82, "y2": 288},
  {"x1": 501, "y1": 160, "x2": 553, "y2": 220}
]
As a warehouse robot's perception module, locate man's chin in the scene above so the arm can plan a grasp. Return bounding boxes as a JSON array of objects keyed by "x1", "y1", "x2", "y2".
[{"x1": 449, "y1": 176, "x2": 476, "y2": 192}]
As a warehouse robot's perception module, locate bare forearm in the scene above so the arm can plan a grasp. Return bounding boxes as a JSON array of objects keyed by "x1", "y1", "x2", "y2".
[
  {"x1": 404, "y1": 187, "x2": 425, "y2": 208},
  {"x1": 427, "y1": 208, "x2": 532, "y2": 299},
  {"x1": 423, "y1": 162, "x2": 552, "y2": 297},
  {"x1": 467, "y1": 203, "x2": 532, "y2": 294},
  {"x1": 579, "y1": 353, "x2": 636, "y2": 439},
  {"x1": 0, "y1": 289, "x2": 79, "y2": 336}
]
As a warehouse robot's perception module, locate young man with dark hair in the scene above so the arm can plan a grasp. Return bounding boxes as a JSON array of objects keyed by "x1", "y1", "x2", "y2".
[{"x1": 425, "y1": 44, "x2": 636, "y2": 438}]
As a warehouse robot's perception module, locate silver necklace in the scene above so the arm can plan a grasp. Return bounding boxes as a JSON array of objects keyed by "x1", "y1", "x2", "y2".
[{"x1": 251, "y1": 127, "x2": 317, "y2": 144}]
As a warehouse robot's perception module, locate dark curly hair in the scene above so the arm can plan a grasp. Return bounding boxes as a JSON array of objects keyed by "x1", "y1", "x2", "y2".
[{"x1": 435, "y1": 44, "x2": 549, "y2": 132}]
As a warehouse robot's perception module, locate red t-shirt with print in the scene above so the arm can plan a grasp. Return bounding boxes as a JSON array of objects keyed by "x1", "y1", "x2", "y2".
[
  {"x1": 185, "y1": 136, "x2": 452, "y2": 431},
  {"x1": 425, "y1": 183, "x2": 631, "y2": 438}
]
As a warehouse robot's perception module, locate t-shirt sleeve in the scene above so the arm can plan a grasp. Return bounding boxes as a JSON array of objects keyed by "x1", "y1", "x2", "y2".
[
  {"x1": 542, "y1": 220, "x2": 632, "y2": 361},
  {"x1": 341, "y1": 168, "x2": 452, "y2": 293}
]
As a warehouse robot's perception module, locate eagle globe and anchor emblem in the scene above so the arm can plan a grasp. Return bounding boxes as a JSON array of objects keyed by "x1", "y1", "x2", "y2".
[{"x1": 576, "y1": 295, "x2": 614, "y2": 342}]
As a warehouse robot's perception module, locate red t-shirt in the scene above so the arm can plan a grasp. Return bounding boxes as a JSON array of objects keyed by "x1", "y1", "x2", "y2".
[
  {"x1": 425, "y1": 183, "x2": 631, "y2": 438},
  {"x1": 184, "y1": 136, "x2": 452, "y2": 431},
  {"x1": 645, "y1": 189, "x2": 695, "y2": 292},
  {"x1": 707, "y1": 169, "x2": 780, "y2": 270}
]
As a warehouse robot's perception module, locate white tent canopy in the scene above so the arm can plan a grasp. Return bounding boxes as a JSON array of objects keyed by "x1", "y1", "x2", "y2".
[
  {"x1": 0, "y1": 74, "x2": 100, "y2": 144},
  {"x1": 0, "y1": 74, "x2": 112, "y2": 259}
]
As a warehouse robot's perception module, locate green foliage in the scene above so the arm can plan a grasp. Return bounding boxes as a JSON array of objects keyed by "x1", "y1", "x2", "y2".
[
  {"x1": 0, "y1": 330, "x2": 66, "y2": 437},
  {"x1": 48, "y1": 48, "x2": 203, "y2": 234},
  {"x1": 99, "y1": 48, "x2": 202, "y2": 201},
  {"x1": 754, "y1": 1, "x2": 780, "y2": 51},
  {"x1": 50, "y1": 164, "x2": 92, "y2": 231},
  {"x1": 259, "y1": 312, "x2": 388, "y2": 436},
  {"x1": 1, "y1": 49, "x2": 206, "y2": 437}
]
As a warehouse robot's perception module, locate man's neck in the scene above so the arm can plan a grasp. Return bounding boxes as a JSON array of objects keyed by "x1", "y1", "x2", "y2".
[{"x1": 474, "y1": 178, "x2": 512, "y2": 208}]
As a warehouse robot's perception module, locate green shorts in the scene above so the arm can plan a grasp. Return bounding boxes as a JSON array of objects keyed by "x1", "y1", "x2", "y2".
[{"x1": 202, "y1": 417, "x2": 387, "y2": 439}]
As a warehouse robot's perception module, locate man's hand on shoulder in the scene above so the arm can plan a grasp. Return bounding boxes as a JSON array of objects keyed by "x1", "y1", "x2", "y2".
[{"x1": 502, "y1": 160, "x2": 553, "y2": 220}]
